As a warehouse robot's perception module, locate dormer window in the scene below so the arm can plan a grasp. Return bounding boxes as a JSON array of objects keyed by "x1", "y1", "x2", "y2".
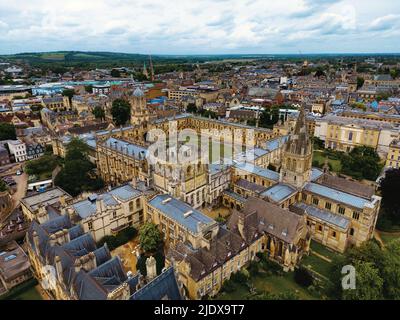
[
  {"x1": 268, "y1": 224, "x2": 274, "y2": 230},
  {"x1": 227, "y1": 252, "x2": 232, "y2": 257},
  {"x1": 212, "y1": 262, "x2": 217, "y2": 268}
]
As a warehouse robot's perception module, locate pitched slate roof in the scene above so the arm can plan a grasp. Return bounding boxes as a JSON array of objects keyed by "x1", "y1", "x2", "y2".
[
  {"x1": 291, "y1": 202, "x2": 350, "y2": 230},
  {"x1": 318, "y1": 174, "x2": 375, "y2": 199},
  {"x1": 167, "y1": 227, "x2": 247, "y2": 281},
  {"x1": 130, "y1": 267, "x2": 182, "y2": 300},
  {"x1": 228, "y1": 197, "x2": 305, "y2": 244},
  {"x1": 148, "y1": 194, "x2": 215, "y2": 234},
  {"x1": 234, "y1": 162, "x2": 280, "y2": 181},
  {"x1": 304, "y1": 182, "x2": 372, "y2": 209},
  {"x1": 26, "y1": 212, "x2": 129, "y2": 300}
]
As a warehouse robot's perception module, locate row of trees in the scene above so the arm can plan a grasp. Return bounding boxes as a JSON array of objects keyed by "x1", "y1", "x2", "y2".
[{"x1": 329, "y1": 239, "x2": 400, "y2": 300}]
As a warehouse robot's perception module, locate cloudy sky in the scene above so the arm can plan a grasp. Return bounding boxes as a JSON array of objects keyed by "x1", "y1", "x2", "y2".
[{"x1": 0, "y1": 0, "x2": 399, "y2": 54}]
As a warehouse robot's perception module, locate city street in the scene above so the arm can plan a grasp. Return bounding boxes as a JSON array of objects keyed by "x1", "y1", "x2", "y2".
[{"x1": 11, "y1": 172, "x2": 28, "y2": 210}]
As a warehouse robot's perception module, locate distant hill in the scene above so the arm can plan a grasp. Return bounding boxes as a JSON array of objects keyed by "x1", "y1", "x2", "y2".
[{"x1": 0, "y1": 51, "x2": 152, "y2": 64}]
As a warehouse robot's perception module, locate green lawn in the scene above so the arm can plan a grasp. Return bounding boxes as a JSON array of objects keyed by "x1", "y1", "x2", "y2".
[
  {"x1": 310, "y1": 241, "x2": 341, "y2": 261},
  {"x1": 379, "y1": 232, "x2": 400, "y2": 246},
  {"x1": 217, "y1": 271, "x2": 320, "y2": 300},
  {"x1": 300, "y1": 241, "x2": 342, "y2": 279},
  {"x1": 252, "y1": 273, "x2": 318, "y2": 300},
  {"x1": 301, "y1": 254, "x2": 332, "y2": 279},
  {"x1": 0, "y1": 279, "x2": 42, "y2": 300},
  {"x1": 313, "y1": 150, "x2": 342, "y2": 172}
]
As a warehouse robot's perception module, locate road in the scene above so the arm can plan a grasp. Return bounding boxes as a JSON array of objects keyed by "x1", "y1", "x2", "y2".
[{"x1": 11, "y1": 172, "x2": 28, "y2": 210}]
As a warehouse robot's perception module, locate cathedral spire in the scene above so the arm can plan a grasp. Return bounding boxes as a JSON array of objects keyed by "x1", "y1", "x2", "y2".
[{"x1": 280, "y1": 106, "x2": 313, "y2": 188}]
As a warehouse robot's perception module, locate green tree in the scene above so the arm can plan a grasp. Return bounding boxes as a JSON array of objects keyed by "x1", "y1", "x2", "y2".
[
  {"x1": 381, "y1": 239, "x2": 400, "y2": 299},
  {"x1": 0, "y1": 180, "x2": 8, "y2": 192},
  {"x1": 62, "y1": 88, "x2": 75, "y2": 99},
  {"x1": 186, "y1": 103, "x2": 197, "y2": 113},
  {"x1": 342, "y1": 261, "x2": 383, "y2": 300},
  {"x1": 357, "y1": 77, "x2": 365, "y2": 89},
  {"x1": 84, "y1": 85, "x2": 93, "y2": 93},
  {"x1": 111, "y1": 69, "x2": 121, "y2": 77},
  {"x1": 92, "y1": 106, "x2": 106, "y2": 120},
  {"x1": 139, "y1": 222, "x2": 162, "y2": 253},
  {"x1": 380, "y1": 168, "x2": 400, "y2": 224},
  {"x1": 341, "y1": 146, "x2": 382, "y2": 181},
  {"x1": 376, "y1": 92, "x2": 391, "y2": 102},
  {"x1": 25, "y1": 154, "x2": 59, "y2": 177},
  {"x1": 134, "y1": 72, "x2": 148, "y2": 81},
  {"x1": 62, "y1": 88, "x2": 75, "y2": 105},
  {"x1": 259, "y1": 106, "x2": 280, "y2": 129},
  {"x1": 54, "y1": 138, "x2": 104, "y2": 196},
  {"x1": 0, "y1": 123, "x2": 17, "y2": 140},
  {"x1": 111, "y1": 99, "x2": 131, "y2": 126}
]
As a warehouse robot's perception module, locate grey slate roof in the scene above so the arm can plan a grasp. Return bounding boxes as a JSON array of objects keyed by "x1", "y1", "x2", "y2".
[
  {"x1": 304, "y1": 182, "x2": 371, "y2": 209},
  {"x1": 293, "y1": 202, "x2": 350, "y2": 230},
  {"x1": 104, "y1": 137, "x2": 148, "y2": 160},
  {"x1": 148, "y1": 194, "x2": 215, "y2": 234},
  {"x1": 26, "y1": 212, "x2": 129, "y2": 300},
  {"x1": 130, "y1": 267, "x2": 182, "y2": 300},
  {"x1": 234, "y1": 162, "x2": 280, "y2": 181},
  {"x1": 261, "y1": 183, "x2": 297, "y2": 203}
]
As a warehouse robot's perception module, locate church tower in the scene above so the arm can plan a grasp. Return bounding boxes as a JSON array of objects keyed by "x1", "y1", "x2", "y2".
[
  {"x1": 280, "y1": 107, "x2": 313, "y2": 188},
  {"x1": 130, "y1": 87, "x2": 150, "y2": 126}
]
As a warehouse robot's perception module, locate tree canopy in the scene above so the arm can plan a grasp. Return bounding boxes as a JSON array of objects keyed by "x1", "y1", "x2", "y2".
[
  {"x1": 62, "y1": 88, "x2": 75, "y2": 100},
  {"x1": 139, "y1": 222, "x2": 162, "y2": 253},
  {"x1": 380, "y1": 168, "x2": 400, "y2": 225},
  {"x1": 0, "y1": 180, "x2": 8, "y2": 192},
  {"x1": 341, "y1": 146, "x2": 382, "y2": 180},
  {"x1": 0, "y1": 123, "x2": 17, "y2": 140},
  {"x1": 111, "y1": 69, "x2": 121, "y2": 77},
  {"x1": 329, "y1": 239, "x2": 400, "y2": 300},
  {"x1": 111, "y1": 99, "x2": 131, "y2": 126},
  {"x1": 259, "y1": 106, "x2": 280, "y2": 129},
  {"x1": 54, "y1": 138, "x2": 104, "y2": 196},
  {"x1": 92, "y1": 106, "x2": 106, "y2": 120},
  {"x1": 25, "y1": 154, "x2": 60, "y2": 178}
]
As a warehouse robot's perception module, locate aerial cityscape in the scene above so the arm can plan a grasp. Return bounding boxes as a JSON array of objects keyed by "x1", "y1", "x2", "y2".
[{"x1": 1, "y1": 0, "x2": 400, "y2": 306}]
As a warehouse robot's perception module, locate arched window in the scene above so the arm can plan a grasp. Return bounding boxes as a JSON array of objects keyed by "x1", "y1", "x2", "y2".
[
  {"x1": 129, "y1": 201, "x2": 134, "y2": 212},
  {"x1": 136, "y1": 198, "x2": 141, "y2": 208}
]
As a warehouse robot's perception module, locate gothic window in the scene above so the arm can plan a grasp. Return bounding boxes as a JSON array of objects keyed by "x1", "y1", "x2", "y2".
[
  {"x1": 325, "y1": 202, "x2": 332, "y2": 210},
  {"x1": 352, "y1": 211, "x2": 360, "y2": 220},
  {"x1": 136, "y1": 198, "x2": 141, "y2": 208},
  {"x1": 312, "y1": 197, "x2": 319, "y2": 206},
  {"x1": 129, "y1": 201, "x2": 134, "y2": 212},
  {"x1": 292, "y1": 159, "x2": 297, "y2": 171},
  {"x1": 350, "y1": 228, "x2": 355, "y2": 236},
  {"x1": 338, "y1": 206, "x2": 345, "y2": 215},
  {"x1": 88, "y1": 221, "x2": 93, "y2": 230}
]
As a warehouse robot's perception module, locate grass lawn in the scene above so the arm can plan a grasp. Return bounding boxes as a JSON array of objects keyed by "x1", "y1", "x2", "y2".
[
  {"x1": 252, "y1": 273, "x2": 318, "y2": 300},
  {"x1": 301, "y1": 254, "x2": 332, "y2": 279},
  {"x1": 217, "y1": 271, "x2": 320, "y2": 300},
  {"x1": 300, "y1": 241, "x2": 341, "y2": 279},
  {"x1": 378, "y1": 231, "x2": 400, "y2": 246},
  {"x1": 310, "y1": 241, "x2": 341, "y2": 261},
  {"x1": 313, "y1": 150, "x2": 342, "y2": 172},
  {"x1": 0, "y1": 279, "x2": 42, "y2": 300}
]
